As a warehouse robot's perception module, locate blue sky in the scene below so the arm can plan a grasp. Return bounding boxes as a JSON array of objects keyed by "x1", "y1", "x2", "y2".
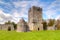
[{"x1": 0, "y1": 0, "x2": 60, "y2": 24}]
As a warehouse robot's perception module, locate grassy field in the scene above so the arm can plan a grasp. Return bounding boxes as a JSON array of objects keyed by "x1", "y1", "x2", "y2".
[{"x1": 0, "y1": 30, "x2": 60, "y2": 40}]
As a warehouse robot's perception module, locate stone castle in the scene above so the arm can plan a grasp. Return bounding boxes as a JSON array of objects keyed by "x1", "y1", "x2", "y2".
[
  {"x1": 17, "y1": 6, "x2": 43, "y2": 32},
  {"x1": 0, "y1": 6, "x2": 60, "y2": 32}
]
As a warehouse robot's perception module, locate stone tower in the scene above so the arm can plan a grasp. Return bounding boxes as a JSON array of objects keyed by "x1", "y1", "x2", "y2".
[{"x1": 28, "y1": 6, "x2": 43, "y2": 31}]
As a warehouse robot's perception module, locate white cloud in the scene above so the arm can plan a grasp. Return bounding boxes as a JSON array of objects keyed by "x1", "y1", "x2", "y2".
[
  {"x1": 0, "y1": 0, "x2": 60, "y2": 24},
  {"x1": 0, "y1": 8, "x2": 28, "y2": 24},
  {"x1": 13, "y1": 1, "x2": 29, "y2": 8},
  {"x1": 55, "y1": 15, "x2": 60, "y2": 20},
  {"x1": 47, "y1": 0, "x2": 60, "y2": 10},
  {"x1": 45, "y1": 9, "x2": 57, "y2": 19},
  {"x1": 0, "y1": 10, "x2": 19, "y2": 24},
  {"x1": 12, "y1": 10, "x2": 20, "y2": 17},
  {"x1": 44, "y1": 0, "x2": 60, "y2": 19}
]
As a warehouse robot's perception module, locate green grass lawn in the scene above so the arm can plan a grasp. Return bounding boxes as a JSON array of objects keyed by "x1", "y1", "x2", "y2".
[{"x1": 0, "y1": 30, "x2": 60, "y2": 40}]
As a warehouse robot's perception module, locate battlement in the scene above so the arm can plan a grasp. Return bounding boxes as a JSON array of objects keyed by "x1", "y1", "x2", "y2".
[{"x1": 29, "y1": 6, "x2": 42, "y2": 12}]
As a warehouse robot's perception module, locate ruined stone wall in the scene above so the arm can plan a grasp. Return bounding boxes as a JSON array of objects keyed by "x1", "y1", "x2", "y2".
[
  {"x1": 0, "y1": 24, "x2": 2, "y2": 30},
  {"x1": 0, "y1": 24, "x2": 14, "y2": 31},
  {"x1": 56, "y1": 20, "x2": 60, "y2": 30}
]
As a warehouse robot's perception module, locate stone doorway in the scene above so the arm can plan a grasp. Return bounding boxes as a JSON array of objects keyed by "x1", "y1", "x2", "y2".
[
  {"x1": 8, "y1": 27, "x2": 11, "y2": 31},
  {"x1": 38, "y1": 28, "x2": 39, "y2": 31}
]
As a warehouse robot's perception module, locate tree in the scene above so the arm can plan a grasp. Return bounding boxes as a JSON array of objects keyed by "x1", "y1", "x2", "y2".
[
  {"x1": 5, "y1": 21, "x2": 11, "y2": 24},
  {"x1": 12, "y1": 22, "x2": 17, "y2": 30},
  {"x1": 5, "y1": 21, "x2": 17, "y2": 30},
  {"x1": 48, "y1": 19, "x2": 55, "y2": 26},
  {"x1": 42, "y1": 21, "x2": 47, "y2": 30}
]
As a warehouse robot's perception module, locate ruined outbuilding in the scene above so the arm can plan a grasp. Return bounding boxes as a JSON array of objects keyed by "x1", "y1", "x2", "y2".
[
  {"x1": 0, "y1": 24, "x2": 14, "y2": 31},
  {"x1": 17, "y1": 18, "x2": 29, "y2": 32}
]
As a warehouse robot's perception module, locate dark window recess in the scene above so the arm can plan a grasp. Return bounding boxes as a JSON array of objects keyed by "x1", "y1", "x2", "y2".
[
  {"x1": 32, "y1": 20, "x2": 36, "y2": 23},
  {"x1": 37, "y1": 9, "x2": 40, "y2": 11}
]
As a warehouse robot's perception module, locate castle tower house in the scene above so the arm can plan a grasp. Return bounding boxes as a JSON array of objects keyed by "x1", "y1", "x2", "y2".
[{"x1": 28, "y1": 6, "x2": 43, "y2": 31}]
